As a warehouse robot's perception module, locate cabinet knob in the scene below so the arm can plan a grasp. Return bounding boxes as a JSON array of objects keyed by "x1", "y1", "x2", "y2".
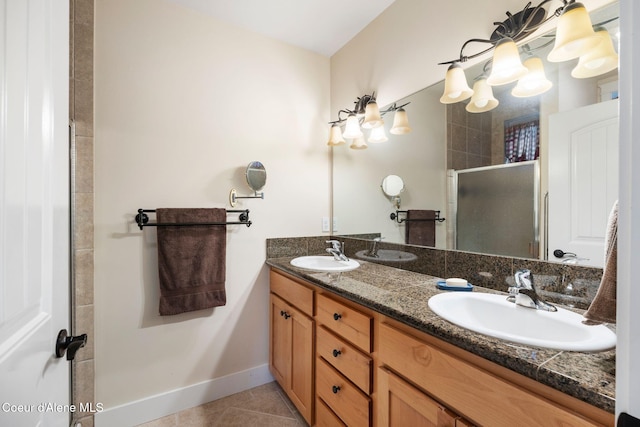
[
  {"x1": 280, "y1": 310, "x2": 290, "y2": 319},
  {"x1": 332, "y1": 385, "x2": 341, "y2": 394},
  {"x1": 333, "y1": 313, "x2": 342, "y2": 321},
  {"x1": 332, "y1": 349, "x2": 341, "y2": 358}
]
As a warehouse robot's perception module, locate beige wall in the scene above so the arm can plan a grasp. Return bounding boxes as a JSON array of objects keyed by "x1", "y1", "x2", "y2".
[{"x1": 94, "y1": 0, "x2": 330, "y2": 409}]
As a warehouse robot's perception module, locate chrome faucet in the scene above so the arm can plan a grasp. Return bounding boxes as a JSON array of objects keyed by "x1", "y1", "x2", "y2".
[
  {"x1": 326, "y1": 240, "x2": 349, "y2": 261},
  {"x1": 366, "y1": 237, "x2": 384, "y2": 257},
  {"x1": 507, "y1": 269, "x2": 557, "y2": 312}
]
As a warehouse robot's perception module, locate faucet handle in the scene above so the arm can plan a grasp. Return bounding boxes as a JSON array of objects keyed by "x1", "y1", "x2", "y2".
[
  {"x1": 514, "y1": 269, "x2": 533, "y2": 290},
  {"x1": 326, "y1": 240, "x2": 341, "y2": 250}
]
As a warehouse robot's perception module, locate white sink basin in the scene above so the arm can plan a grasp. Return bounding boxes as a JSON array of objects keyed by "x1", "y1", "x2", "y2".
[
  {"x1": 428, "y1": 292, "x2": 616, "y2": 352},
  {"x1": 290, "y1": 256, "x2": 360, "y2": 272},
  {"x1": 355, "y1": 249, "x2": 418, "y2": 263}
]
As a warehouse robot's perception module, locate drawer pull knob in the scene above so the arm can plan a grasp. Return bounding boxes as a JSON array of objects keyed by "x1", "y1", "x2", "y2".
[
  {"x1": 283, "y1": 312, "x2": 291, "y2": 319},
  {"x1": 332, "y1": 385, "x2": 341, "y2": 394},
  {"x1": 280, "y1": 310, "x2": 285, "y2": 317},
  {"x1": 333, "y1": 313, "x2": 342, "y2": 321},
  {"x1": 332, "y1": 349, "x2": 341, "y2": 357}
]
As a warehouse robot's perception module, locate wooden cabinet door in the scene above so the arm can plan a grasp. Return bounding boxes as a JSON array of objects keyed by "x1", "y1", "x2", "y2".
[
  {"x1": 289, "y1": 305, "x2": 314, "y2": 424},
  {"x1": 270, "y1": 293, "x2": 291, "y2": 388},
  {"x1": 378, "y1": 367, "x2": 461, "y2": 427},
  {"x1": 269, "y1": 292, "x2": 314, "y2": 425}
]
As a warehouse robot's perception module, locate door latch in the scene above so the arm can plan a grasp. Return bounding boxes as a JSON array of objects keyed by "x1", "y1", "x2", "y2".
[{"x1": 55, "y1": 329, "x2": 87, "y2": 361}]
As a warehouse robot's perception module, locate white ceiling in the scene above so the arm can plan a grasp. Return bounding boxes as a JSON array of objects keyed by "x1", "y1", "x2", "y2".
[{"x1": 164, "y1": 0, "x2": 396, "y2": 57}]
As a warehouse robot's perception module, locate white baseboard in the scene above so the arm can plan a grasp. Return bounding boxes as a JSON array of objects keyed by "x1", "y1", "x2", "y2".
[{"x1": 94, "y1": 364, "x2": 274, "y2": 427}]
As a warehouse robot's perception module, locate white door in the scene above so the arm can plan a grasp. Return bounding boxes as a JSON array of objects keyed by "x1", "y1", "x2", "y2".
[
  {"x1": 548, "y1": 99, "x2": 619, "y2": 268},
  {"x1": 0, "y1": 1, "x2": 70, "y2": 426}
]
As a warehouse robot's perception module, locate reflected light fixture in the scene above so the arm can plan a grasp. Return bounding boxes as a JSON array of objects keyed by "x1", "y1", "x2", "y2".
[
  {"x1": 547, "y1": 2, "x2": 600, "y2": 62},
  {"x1": 368, "y1": 125, "x2": 389, "y2": 143},
  {"x1": 350, "y1": 136, "x2": 368, "y2": 150},
  {"x1": 390, "y1": 108, "x2": 411, "y2": 134},
  {"x1": 466, "y1": 77, "x2": 499, "y2": 113},
  {"x1": 328, "y1": 93, "x2": 411, "y2": 149},
  {"x1": 511, "y1": 56, "x2": 553, "y2": 97},
  {"x1": 571, "y1": 27, "x2": 618, "y2": 78}
]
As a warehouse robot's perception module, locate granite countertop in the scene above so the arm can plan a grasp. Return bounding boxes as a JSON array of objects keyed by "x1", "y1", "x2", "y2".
[{"x1": 266, "y1": 256, "x2": 616, "y2": 414}]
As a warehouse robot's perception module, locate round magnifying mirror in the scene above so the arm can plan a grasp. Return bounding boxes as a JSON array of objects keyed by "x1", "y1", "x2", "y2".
[
  {"x1": 246, "y1": 161, "x2": 266, "y2": 192},
  {"x1": 381, "y1": 175, "x2": 404, "y2": 197}
]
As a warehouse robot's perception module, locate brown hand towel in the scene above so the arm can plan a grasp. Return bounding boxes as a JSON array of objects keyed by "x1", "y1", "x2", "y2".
[
  {"x1": 156, "y1": 208, "x2": 227, "y2": 316},
  {"x1": 405, "y1": 210, "x2": 436, "y2": 247},
  {"x1": 583, "y1": 200, "x2": 618, "y2": 324}
]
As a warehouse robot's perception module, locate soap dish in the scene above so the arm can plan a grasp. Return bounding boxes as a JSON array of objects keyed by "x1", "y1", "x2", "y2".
[{"x1": 436, "y1": 280, "x2": 474, "y2": 291}]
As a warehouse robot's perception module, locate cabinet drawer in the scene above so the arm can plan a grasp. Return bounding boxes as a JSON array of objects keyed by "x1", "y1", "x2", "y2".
[
  {"x1": 317, "y1": 326, "x2": 372, "y2": 394},
  {"x1": 270, "y1": 270, "x2": 313, "y2": 316},
  {"x1": 378, "y1": 323, "x2": 601, "y2": 427},
  {"x1": 317, "y1": 358, "x2": 370, "y2": 427},
  {"x1": 316, "y1": 397, "x2": 346, "y2": 427},
  {"x1": 316, "y1": 293, "x2": 372, "y2": 353}
]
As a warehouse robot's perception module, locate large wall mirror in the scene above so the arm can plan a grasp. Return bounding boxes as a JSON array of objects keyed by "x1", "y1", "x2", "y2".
[{"x1": 332, "y1": 1, "x2": 619, "y2": 268}]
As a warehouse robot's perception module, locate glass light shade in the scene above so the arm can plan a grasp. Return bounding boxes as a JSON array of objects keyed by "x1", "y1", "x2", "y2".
[
  {"x1": 350, "y1": 136, "x2": 368, "y2": 150},
  {"x1": 466, "y1": 78, "x2": 499, "y2": 113},
  {"x1": 547, "y1": 2, "x2": 600, "y2": 62},
  {"x1": 368, "y1": 125, "x2": 388, "y2": 143},
  {"x1": 327, "y1": 124, "x2": 346, "y2": 146},
  {"x1": 362, "y1": 101, "x2": 384, "y2": 129},
  {"x1": 571, "y1": 28, "x2": 618, "y2": 78},
  {"x1": 486, "y1": 38, "x2": 528, "y2": 86},
  {"x1": 390, "y1": 108, "x2": 411, "y2": 135},
  {"x1": 439, "y1": 63, "x2": 473, "y2": 104},
  {"x1": 511, "y1": 57, "x2": 553, "y2": 97},
  {"x1": 342, "y1": 113, "x2": 363, "y2": 139}
]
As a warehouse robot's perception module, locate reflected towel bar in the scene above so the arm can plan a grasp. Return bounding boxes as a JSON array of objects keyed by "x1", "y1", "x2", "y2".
[
  {"x1": 135, "y1": 208, "x2": 252, "y2": 230},
  {"x1": 390, "y1": 210, "x2": 445, "y2": 224}
]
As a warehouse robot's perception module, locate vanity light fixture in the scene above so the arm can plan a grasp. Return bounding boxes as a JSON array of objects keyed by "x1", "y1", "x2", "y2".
[
  {"x1": 327, "y1": 93, "x2": 411, "y2": 149},
  {"x1": 547, "y1": 2, "x2": 600, "y2": 62},
  {"x1": 437, "y1": 0, "x2": 616, "y2": 111},
  {"x1": 486, "y1": 37, "x2": 529, "y2": 86},
  {"x1": 440, "y1": 63, "x2": 474, "y2": 104}
]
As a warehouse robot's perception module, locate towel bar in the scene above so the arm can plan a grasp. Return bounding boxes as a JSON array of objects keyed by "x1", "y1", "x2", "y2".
[
  {"x1": 390, "y1": 210, "x2": 445, "y2": 224},
  {"x1": 135, "y1": 209, "x2": 252, "y2": 230}
]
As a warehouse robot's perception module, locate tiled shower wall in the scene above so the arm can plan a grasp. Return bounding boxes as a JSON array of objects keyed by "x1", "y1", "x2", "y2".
[
  {"x1": 70, "y1": 0, "x2": 95, "y2": 426},
  {"x1": 447, "y1": 102, "x2": 493, "y2": 170}
]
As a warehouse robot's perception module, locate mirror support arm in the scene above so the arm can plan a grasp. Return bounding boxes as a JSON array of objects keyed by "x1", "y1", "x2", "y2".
[{"x1": 229, "y1": 189, "x2": 264, "y2": 208}]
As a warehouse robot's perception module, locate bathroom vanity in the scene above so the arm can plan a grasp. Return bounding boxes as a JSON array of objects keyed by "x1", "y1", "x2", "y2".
[{"x1": 266, "y1": 257, "x2": 615, "y2": 427}]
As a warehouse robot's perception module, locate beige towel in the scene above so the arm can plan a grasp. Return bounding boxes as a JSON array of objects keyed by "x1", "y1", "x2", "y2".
[
  {"x1": 405, "y1": 210, "x2": 436, "y2": 247},
  {"x1": 583, "y1": 200, "x2": 618, "y2": 324},
  {"x1": 156, "y1": 208, "x2": 227, "y2": 316}
]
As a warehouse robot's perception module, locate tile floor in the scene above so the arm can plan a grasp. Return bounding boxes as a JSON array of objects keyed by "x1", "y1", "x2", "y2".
[{"x1": 136, "y1": 382, "x2": 307, "y2": 427}]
